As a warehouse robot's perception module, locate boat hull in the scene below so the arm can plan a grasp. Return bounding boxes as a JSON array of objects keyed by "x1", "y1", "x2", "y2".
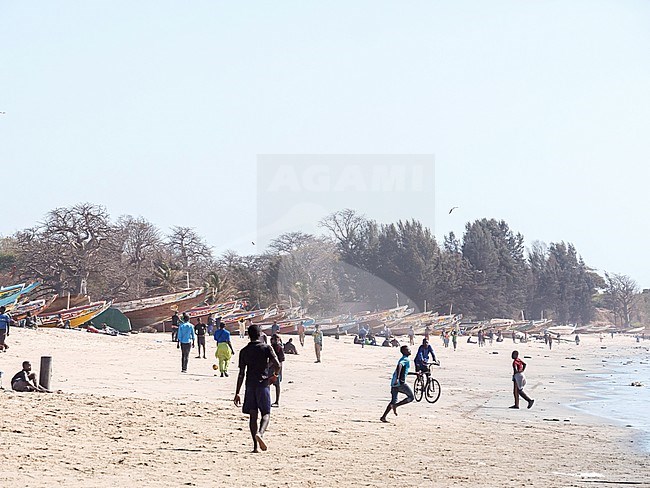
[{"x1": 114, "y1": 289, "x2": 206, "y2": 329}]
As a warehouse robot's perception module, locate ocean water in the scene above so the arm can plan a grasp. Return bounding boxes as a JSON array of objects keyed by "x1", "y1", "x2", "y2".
[{"x1": 571, "y1": 356, "x2": 650, "y2": 452}]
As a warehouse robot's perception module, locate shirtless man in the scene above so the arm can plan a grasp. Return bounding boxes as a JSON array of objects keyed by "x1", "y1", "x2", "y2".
[
  {"x1": 11, "y1": 361, "x2": 50, "y2": 392},
  {"x1": 234, "y1": 325, "x2": 280, "y2": 452}
]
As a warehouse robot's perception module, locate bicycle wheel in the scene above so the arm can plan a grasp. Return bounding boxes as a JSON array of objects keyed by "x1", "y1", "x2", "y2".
[
  {"x1": 425, "y1": 378, "x2": 441, "y2": 404},
  {"x1": 413, "y1": 375, "x2": 425, "y2": 402}
]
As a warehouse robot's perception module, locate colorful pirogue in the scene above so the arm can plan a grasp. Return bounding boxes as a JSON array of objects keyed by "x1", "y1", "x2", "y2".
[
  {"x1": 113, "y1": 288, "x2": 206, "y2": 329},
  {"x1": 38, "y1": 301, "x2": 112, "y2": 328},
  {"x1": 0, "y1": 282, "x2": 40, "y2": 308}
]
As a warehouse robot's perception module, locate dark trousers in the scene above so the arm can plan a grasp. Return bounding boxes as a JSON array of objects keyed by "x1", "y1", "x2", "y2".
[
  {"x1": 172, "y1": 327, "x2": 178, "y2": 342},
  {"x1": 180, "y1": 343, "x2": 191, "y2": 371}
]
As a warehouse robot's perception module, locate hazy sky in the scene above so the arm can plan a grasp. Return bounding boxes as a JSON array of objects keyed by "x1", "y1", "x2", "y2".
[{"x1": 1, "y1": 1, "x2": 649, "y2": 286}]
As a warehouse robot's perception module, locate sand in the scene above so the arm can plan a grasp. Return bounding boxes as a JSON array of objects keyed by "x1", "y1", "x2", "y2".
[{"x1": 0, "y1": 328, "x2": 649, "y2": 487}]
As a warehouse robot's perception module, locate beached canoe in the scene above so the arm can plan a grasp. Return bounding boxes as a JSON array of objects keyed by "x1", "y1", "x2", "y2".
[
  {"x1": 114, "y1": 288, "x2": 206, "y2": 329},
  {"x1": 0, "y1": 282, "x2": 40, "y2": 308},
  {"x1": 6, "y1": 296, "x2": 58, "y2": 321},
  {"x1": 545, "y1": 325, "x2": 576, "y2": 336},
  {"x1": 39, "y1": 301, "x2": 111, "y2": 328}
]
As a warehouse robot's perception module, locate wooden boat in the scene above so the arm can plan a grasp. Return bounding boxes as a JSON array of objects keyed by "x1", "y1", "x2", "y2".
[
  {"x1": 39, "y1": 301, "x2": 111, "y2": 328},
  {"x1": 6, "y1": 296, "x2": 58, "y2": 321},
  {"x1": 113, "y1": 288, "x2": 206, "y2": 329},
  {"x1": 545, "y1": 325, "x2": 576, "y2": 336},
  {"x1": 41, "y1": 294, "x2": 91, "y2": 314},
  {"x1": 0, "y1": 282, "x2": 40, "y2": 308},
  {"x1": 185, "y1": 301, "x2": 240, "y2": 321},
  {"x1": 320, "y1": 321, "x2": 357, "y2": 336},
  {"x1": 624, "y1": 326, "x2": 645, "y2": 334}
]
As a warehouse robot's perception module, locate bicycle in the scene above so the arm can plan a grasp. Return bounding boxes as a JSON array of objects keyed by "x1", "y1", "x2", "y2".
[{"x1": 412, "y1": 361, "x2": 441, "y2": 403}]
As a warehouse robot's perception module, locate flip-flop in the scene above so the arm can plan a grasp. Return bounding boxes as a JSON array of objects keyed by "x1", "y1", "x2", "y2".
[{"x1": 255, "y1": 434, "x2": 267, "y2": 451}]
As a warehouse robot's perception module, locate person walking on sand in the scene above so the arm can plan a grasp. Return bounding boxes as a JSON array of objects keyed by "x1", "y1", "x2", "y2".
[
  {"x1": 510, "y1": 350, "x2": 534, "y2": 409},
  {"x1": 11, "y1": 361, "x2": 50, "y2": 392},
  {"x1": 214, "y1": 321, "x2": 235, "y2": 377},
  {"x1": 313, "y1": 324, "x2": 323, "y2": 363},
  {"x1": 380, "y1": 345, "x2": 414, "y2": 423},
  {"x1": 271, "y1": 321, "x2": 280, "y2": 336},
  {"x1": 0, "y1": 306, "x2": 11, "y2": 352},
  {"x1": 270, "y1": 333, "x2": 285, "y2": 407},
  {"x1": 207, "y1": 314, "x2": 215, "y2": 335},
  {"x1": 177, "y1": 313, "x2": 195, "y2": 373},
  {"x1": 234, "y1": 324, "x2": 280, "y2": 453},
  {"x1": 408, "y1": 325, "x2": 415, "y2": 346},
  {"x1": 451, "y1": 329, "x2": 458, "y2": 351},
  {"x1": 171, "y1": 310, "x2": 180, "y2": 342},
  {"x1": 194, "y1": 317, "x2": 207, "y2": 359},
  {"x1": 548, "y1": 334, "x2": 553, "y2": 350},
  {"x1": 297, "y1": 320, "x2": 306, "y2": 347},
  {"x1": 238, "y1": 319, "x2": 245, "y2": 339}
]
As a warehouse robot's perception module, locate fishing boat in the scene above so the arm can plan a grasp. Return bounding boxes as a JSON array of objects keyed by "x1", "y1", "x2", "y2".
[
  {"x1": 39, "y1": 301, "x2": 111, "y2": 328},
  {"x1": 41, "y1": 294, "x2": 91, "y2": 314},
  {"x1": 320, "y1": 321, "x2": 357, "y2": 336},
  {"x1": 6, "y1": 296, "x2": 58, "y2": 321},
  {"x1": 0, "y1": 282, "x2": 40, "y2": 308},
  {"x1": 185, "y1": 301, "x2": 241, "y2": 321},
  {"x1": 625, "y1": 326, "x2": 645, "y2": 334},
  {"x1": 545, "y1": 325, "x2": 576, "y2": 335},
  {"x1": 114, "y1": 288, "x2": 206, "y2": 329}
]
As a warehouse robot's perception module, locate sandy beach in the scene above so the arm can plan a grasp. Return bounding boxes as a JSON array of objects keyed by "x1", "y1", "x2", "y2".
[{"x1": 1, "y1": 328, "x2": 649, "y2": 488}]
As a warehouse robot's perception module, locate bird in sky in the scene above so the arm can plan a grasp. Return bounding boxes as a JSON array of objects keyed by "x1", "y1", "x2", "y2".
[
  {"x1": 448, "y1": 206, "x2": 459, "y2": 214},
  {"x1": 251, "y1": 241, "x2": 255, "y2": 245}
]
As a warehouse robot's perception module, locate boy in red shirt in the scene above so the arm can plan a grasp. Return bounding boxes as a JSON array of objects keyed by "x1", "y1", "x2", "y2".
[{"x1": 510, "y1": 350, "x2": 534, "y2": 409}]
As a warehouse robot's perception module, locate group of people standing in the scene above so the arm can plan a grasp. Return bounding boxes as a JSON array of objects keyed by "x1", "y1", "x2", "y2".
[{"x1": 171, "y1": 311, "x2": 236, "y2": 375}]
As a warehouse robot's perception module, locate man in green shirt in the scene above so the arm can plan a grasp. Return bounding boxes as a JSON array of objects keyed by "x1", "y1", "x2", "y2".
[{"x1": 313, "y1": 324, "x2": 323, "y2": 363}]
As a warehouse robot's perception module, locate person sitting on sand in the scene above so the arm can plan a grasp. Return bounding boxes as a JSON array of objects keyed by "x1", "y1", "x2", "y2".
[
  {"x1": 381, "y1": 337, "x2": 391, "y2": 347},
  {"x1": 234, "y1": 324, "x2": 280, "y2": 453},
  {"x1": 380, "y1": 345, "x2": 414, "y2": 423},
  {"x1": 358, "y1": 325, "x2": 368, "y2": 348},
  {"x1": 283, "y1": 338, "x2": 298, "y2": 355},
  {"x1": 510, "y1": 350, "x2": 534, "y2": 410},
  {"x1": 11, "y1": 361, "x2": 50, "y2": 392},
  {"x1": 367, "y1": 333, "x2": 377, "y2": 347},
  {"x1": 390, "y1": 337, "x2": 400, "y2": 347}
]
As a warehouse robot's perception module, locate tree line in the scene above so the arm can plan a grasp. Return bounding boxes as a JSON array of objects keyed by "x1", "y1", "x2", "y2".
[{"x1": 0, "y1": 203, "x2": 645, "y2": 326}]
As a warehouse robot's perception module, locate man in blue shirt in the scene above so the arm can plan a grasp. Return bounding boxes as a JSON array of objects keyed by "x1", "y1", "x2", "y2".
[
  {"x1": 176, "y1": 313, "x2": 195, "y2": 373},
  {"x1": 414, "y1": 338, "x2": 438, "y2": 373},
  {"x1": 0, "y1": 306, "x2": 11, "y2": 352},
  {"x1": 380, "y1": 345, "x2": 414, "y2": 422}
]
